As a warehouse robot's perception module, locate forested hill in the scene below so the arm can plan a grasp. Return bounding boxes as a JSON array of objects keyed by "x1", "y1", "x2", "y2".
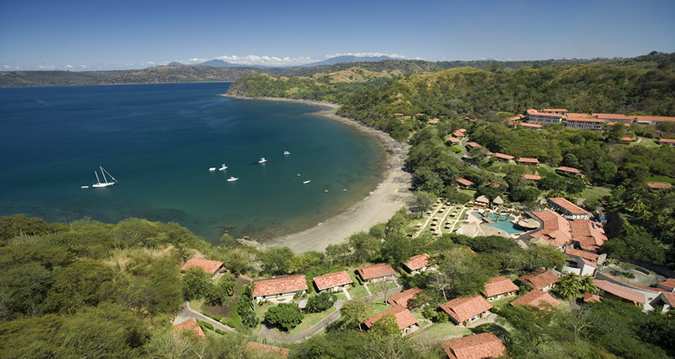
[{"x1": 228, "y1": 52, "x2": 675, "y2": 131}]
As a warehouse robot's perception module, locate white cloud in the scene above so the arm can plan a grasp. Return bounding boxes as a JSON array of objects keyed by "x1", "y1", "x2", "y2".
[
  {"x1": 64, "y1": 64, "x2": 73, "y2": 69},
  {"x1": 215, "y1": 54, "x2": 313, "y2": 66},
  {"x1": 325, "y1": 52, "x2": 407, "y2": 59}
]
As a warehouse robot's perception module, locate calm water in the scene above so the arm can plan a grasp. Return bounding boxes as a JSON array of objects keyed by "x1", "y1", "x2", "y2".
[{"x1": 0, "y1": 82, "x2": 384, "y2": 241}]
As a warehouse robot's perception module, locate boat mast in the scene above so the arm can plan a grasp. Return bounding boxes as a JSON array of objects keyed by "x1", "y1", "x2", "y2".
[
  {"x1": 94, "y1": 170, "x2": 101, "y2": 184},
  {"x1": 102, "y1": 166, "x2": 118, "y2": 183},
  {"x1": 100, "y1": 166, "x2": 108, "y2": 184}
]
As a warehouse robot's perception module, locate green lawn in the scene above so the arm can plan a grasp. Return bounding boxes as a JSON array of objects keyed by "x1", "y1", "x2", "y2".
[
  {"x1": 489, "y1": 296, "x2": 516, "y2": 311},
  {"x1": 365, "y1": 302, "x2": 390, "y2": 317},
  {"x1": 579, "y1": 186, "x2": 611, "y2": 203},
  {"x1": 631, "y1": 137, "x2": 659, "y2": 148},
  {"x1": 646, "y1": 175, "x2": 675, "y2": 184},
  {"x1": 288, "y1": 307, "x2": 337, "y2": 335},
  {"x1": 411, "y1": 322, "x2": 471, "y2": 345}
]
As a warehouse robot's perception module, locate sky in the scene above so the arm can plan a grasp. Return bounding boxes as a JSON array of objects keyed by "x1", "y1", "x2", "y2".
[{"x1": 1, "y1": 0, "x2": 674, "y2": 70}]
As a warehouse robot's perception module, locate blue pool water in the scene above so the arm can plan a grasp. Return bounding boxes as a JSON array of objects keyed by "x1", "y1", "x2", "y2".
[{"x1": 486, "y1": 212, "x2": 524, "y2": 235}]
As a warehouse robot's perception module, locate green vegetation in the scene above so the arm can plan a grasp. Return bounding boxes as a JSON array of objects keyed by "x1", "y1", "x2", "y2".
[{"x1": 263, "y1": 303, "x2": 304, "y2": 331}]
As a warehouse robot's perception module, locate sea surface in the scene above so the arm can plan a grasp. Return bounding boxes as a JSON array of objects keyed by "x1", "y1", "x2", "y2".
[{"x1": 0, "y1": 82, "x2": 385, "y2": 241}]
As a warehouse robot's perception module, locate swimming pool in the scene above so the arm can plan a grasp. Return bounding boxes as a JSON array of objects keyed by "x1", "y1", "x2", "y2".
[{"x1": 486, "y1": 212, "x2": 525, "y2": 235}]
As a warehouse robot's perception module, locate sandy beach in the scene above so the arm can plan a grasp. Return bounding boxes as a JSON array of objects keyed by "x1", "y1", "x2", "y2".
[{"x1": 222, "y1": 95, "x2": 413, "y2": 253}]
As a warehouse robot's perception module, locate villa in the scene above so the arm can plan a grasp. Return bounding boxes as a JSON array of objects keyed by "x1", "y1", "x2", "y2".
[
  {"x1": 658, "y1": 138, "x2": 675, "y2": 147},
  {"x1": 569, "y1": 220, "x2": 607, "y2": 251},
  {"x1": 565, "y1": 247, "x2": 605, "y2": 265},
  {"x1": 593, "y1": 280, "x2": 648, "y2": 310},
  {"x1": 562, "y1": 256, "x2": 597, "y2": 276},
  {"x1": 657, "y1": 278, "x2": 675, "y2": 292},
  {"x1": 313, "y1": 271, "x2": 353, "y2": 293},
  {"x1": 528, "y1": 210, "x2": 572, "y2": 248},
  {"x1": 511, "y1": 290, "x2": 560, "y2": 309},
  {"x1": 402, "y1": 253, "x2": 430, "y2": 274},
  {"x1": 482, "y1": 276, "x2": 519, "y2": 301},
  {"x1": 252, "y1": 275, "x2": 308, "y2": 303},
  {"x1": 362, "y1": 305, "x2": 419, "y2": 335},
  {"x1": 357, "y1": 263, "x2": 397, "y2": 283},
  {"x1": 517, "y1": 157, "x2": 539, "y2": 165},
  {"x1": 493, "y1": 152, "x2": 514, "y2": 161},
  {"x1": 555, "y1": 166, "x2": 583, "y2": 176},
  {"x1": 387, "y1": 287, "x2": 423, "y2": 308},
  {"x1": 173, "y1": 318, "x2": 205, "y2": 338},
  {"x1": 646, "y1": 181, "x2": 672, "y2": 190},
  {"x1": 441, "y1": 333, "x2": 506, "y2": 359},
  {"x1": 446, "y1": 135, "x2": 461, "y2": 144},
  {"x1": 519, "y1": 270, "x2": 560, "y2": 292},
  {"x1": 516, "y1": 121, "x2": 543, "y2": 129},
  {"x1": 548, "y1": 197, "x2": 592, "y2": 220},
  {"x1": 453, "y1": 129, "x2": 466, "y2": 138},
  {"x1": 439, "y1": 295, "x2": 493, "y2": 326},
  {"x1": 455, "y1": 177, "x2": 475, "y2": 188},
  {"x1": 180, "y1": 257, "x2": 225, "y2": 276},
  {"x1": 465, "y1": 141, "x2": 482, "y2": 149},
  {"x1": 522, "y1": 174, "x2": 542, "y2": 181}
]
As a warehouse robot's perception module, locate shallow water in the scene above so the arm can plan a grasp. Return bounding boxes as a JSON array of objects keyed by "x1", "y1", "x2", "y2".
[{"x1": 0, "y1": 82, "x2": 384, "y2": 241}]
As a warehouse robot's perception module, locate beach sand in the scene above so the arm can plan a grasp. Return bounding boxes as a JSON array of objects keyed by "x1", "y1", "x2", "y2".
[{"x1": 222, "y1": 95, "x2": 413, "y2": 253}]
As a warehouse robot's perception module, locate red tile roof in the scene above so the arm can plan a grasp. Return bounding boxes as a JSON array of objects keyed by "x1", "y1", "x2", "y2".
[
  {"x1": 592, "y1": 113, "x2": 636, "y2": 122},
  {"x1": 658, "y1": 138, "x2": 675, "y2": 144},
  {"x1": 620, "y1": 136, "x2": 637, "y2": 142},
  {"x1": 520, "y1": 270, "x2": 559, "y2": 290},
  {"x1": 527, "y1": 109, "x2": 563, "y2": 118},
  {"x1": 313, "y1": 271, "x2": 353, "y2": 291},
  {"x1": 493, "y1": 152, "x2": 514, "y2": 160},
  {"x1": 512, "y1": 290, "x2": 560, "y2": 309},
  {"x1": 181, "y1": 257, "x2": 224, "y2": 274},
  {"x1": 252, "y1": 275, "x2": 308, "y2": 297},
  {"x1": 482, "y1": 276, "x2": 519, "y2": 298},
  {"x1": 530, "y1": 210, "x2": 572, "y2": 247},
  {"x1": 570, "y1": 220, "x2": 607, "y2": 249},
  {"x1": 456, "y1": 177, "x2": 475, "y2": 187},
  {"x1": 453, "y1": 129, "x2": 466, "y2": 137},
  {"x1": 363, "y1": 305, "x2": 418, "y2": 330},
  {"x1": 173, "y1": 319, "x2": 205, "y2": 337},
  {"x1": 522, "y1": 174, "x2": 542, "y2": 181},
  {"x1": 583, "y1": 292, "x2": 602, "y2": 303},
  {"x1": 466, "y1": 141, "x2": 482, "y2": 149},
  {"x1": 404, "y1": 253, "x2": 430, "y2": 271},
  {"x1": 387, "y1": 288, "x2": 423, "y2": 308},
  {"x1": 646, "y1": 181, "x2": 672, "y2": 190},
  {"x1": 637, "y1": 116, "x2": 675, "y2": 123},
  {"x1": 517, "y1": 122, "x2": 543, "y2": 129},
  {"x1": 566, "y1": 113, "x2": 606, "y2": 123},
  {"x1": 556, "y1": 166, "x2": 582, "y2": 175},
  {"x1": 549, "y1": 197, "x2": 591, "y2": 216},
  {"x1": 439, "y1": 295, "x2": 493, "y2": 323},
  {"x1": 246, "y1": 342, "x2": 289, "y2": 358},
  {"x1": 660, "y1": 292, "x2": 675, "y2": 307},
  {"x1": 658, "y1": 278, "x2": 675, "y2": 291},
  {"x1": 357, "y1": 263, "x2": 396, "y2": 281},
  {"x1": 517, "y1": 157, "x2": 539, "y2": 165},
  {"x1": 593, "y1": 280, "x2": 646, "y2": 305},
  {"x1": 446, "y1": 135, "x2": 461, "y2": 144},
  {"x1": 442, "y1": 333, "x2": 506, "y2": 359},
  {"x1": 565, "y1": 247, "x2": 600, "y2": 263},
  {"x1": 543, "y1": 108, "x2": 568, "y2": 113}
]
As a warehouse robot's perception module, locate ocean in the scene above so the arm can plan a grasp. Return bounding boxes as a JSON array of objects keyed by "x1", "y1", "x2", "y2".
[{"x1": 0, "y1": 82, "x2": 384, "y2": 241}]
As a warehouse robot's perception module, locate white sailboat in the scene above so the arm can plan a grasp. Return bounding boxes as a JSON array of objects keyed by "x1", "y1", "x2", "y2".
[
  {"x1": 218, "y1": 164, "x2": 228, "y2": 171},
  {"x1": 303, "y1": 180, "x2": 311, "y2": 184},
  {"x1": 227, "y1": 176, "x2": 239, "y2": 182},
  {"x1": 92, "y1": 166, "x2": 117, "y2": 188},
  {"x1": 283, "y1": 150, "x2": 291, "y2": 156},
  {"x1": 258, "y1": 157, "x2": 267, "y2": 164}
]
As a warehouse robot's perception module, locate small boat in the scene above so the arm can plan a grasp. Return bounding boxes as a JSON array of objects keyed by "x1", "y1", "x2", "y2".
[
  {"x1": 258, "y1": 157, "x2": 267, "y2": 164},
  {"x1": 297, "y1": 173, "x2": 301, "y2": 177},
  {"x1": 283, "y1": 150, "x2": 291, "y2": 156},
  {"x1": 208, "y1": 167, "x2": 217, "y2": 172},
  {"x1": 227, "y1": 176, "x2": 239, "y2": 182},
  {"x1": 91, "y1": 166, "x2": 117, "y2": 188},
  {"x1": 303, "y1": 180, "x2": 311, "y2": 184},
  {"x1": 80, "y1": 185, "x2": 89, "y2": 189},
  {"x1": 218, "y1": 164, "x2": 228, "y2": 171}
]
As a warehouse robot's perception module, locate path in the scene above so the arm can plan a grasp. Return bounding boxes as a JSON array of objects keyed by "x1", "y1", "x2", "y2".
[
  {"x1": 256, "y1": 300, "x2": 345, "y2": 344},
  {"x1": 414, "y1": 201, "x2": 444, "y2": 238},
  {"x1": 175, "y1": 301, "x2": 237, "y2": 333}
]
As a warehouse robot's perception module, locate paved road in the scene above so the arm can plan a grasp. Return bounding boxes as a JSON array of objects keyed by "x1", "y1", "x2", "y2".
[
  {"x1": 256, "y1": 300, "x2": 345, "y2": 344},
  {"x1": 174, "y1": 301, "x2": 237, "y2": 333}
]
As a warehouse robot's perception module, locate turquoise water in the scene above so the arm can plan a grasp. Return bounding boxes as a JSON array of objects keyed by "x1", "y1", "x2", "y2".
[
  {"x1": 486, "y1": 212, "x2": 524, "y2": 235},
  {"x1": 0, "y1": 83, "x2": 384, "y2": 241}
]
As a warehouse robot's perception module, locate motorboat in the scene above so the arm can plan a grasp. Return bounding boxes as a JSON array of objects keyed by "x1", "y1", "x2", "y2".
[
  {"x1": 218, "y1": 164, "x2": 228, "y2": 171},
  {"x1": 258, "y1": 157, "x2": 267, "y2": 164},
  {"x1": 208, "y1": 167, "x2": 217, "y2": 172},
  {"x1": 227, "y1": 176, "x2": 239, "y2": 182},
  {"x1": 303, "y1": 180, "x2": 311, "y2": 184}
]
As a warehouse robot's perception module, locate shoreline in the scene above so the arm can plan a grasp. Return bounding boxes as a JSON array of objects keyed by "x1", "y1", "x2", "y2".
[{"x1": 222, "y1": 94, "x2": 413, "y2": 253}]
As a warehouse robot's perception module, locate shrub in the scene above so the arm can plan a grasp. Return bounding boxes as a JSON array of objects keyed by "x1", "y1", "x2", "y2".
[{"x1": 305, "y1": 293, "x2": 337, "y2": 313}]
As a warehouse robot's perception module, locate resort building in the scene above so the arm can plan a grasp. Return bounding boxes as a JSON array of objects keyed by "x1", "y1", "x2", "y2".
[
  {"x1": 646, "y1": 181, "x2": 672, "y2": 191},
  {"x1": 511, "y1": 290, "x2": 560, "y2": 309},
  {"x1": 565, "y1": 113, "x2": 606, "y2": 130},
  {"x1": 562, "y1": 256, "x2": 597, "y2": 276},
  {"x1": 569, "y1": 220, "x2": 607, "y2": 251},
  {"x1": 357, "y1": 263, "x2": 397, "y2": 283},
  {"x1": 482, "y1": 276, "x2": 519, "y2": 301},
  {"x1": 439, "y1": 295, "x2": 493, "y2": 326},
  {"x1": 492, "y1": 152, "x2": 514, "y2": 161},
  {"x1": 453, "y1": 129, "x2": 467, "y2": 138},
  {"x1": 313, "y1": 271, "x2": 353, "y2": 293},
  {"x1": 517, "y1": 157, "x2": 539, "y2": 165},
  {"x1": 657, "y1": 278, "x2": 675, "y2": 292},
  {"x1": 522, "y1": 174, "x2": 542, "y2": 181},
  {"x1": 565, "y1": 247, "x2": 606, "y2": 265},
  {"x1": 516, "y1": 122, "x2": 543, "y2": 129},
  {"x1": 428, "y1": 117, "x2": 440, "y2": 124},
  {"x1": 474, "y1": 195, "x2": 490, "y2": 207},
  {"x1": 658, "y1": 138, "x2": 675, "y2": 147},
  {"x1": 652, "y1": 292, "x2": 675, "y2": 314},
  {"x1": 492, "y1": 196, "x2": 504, "y2": 207},
  {"x1": 526, "y1": 109, "x2": 564, "y2": 125},
  {"x1": 173, "y1": 319, "x2": 205, "y2": 338},
  {"x1": 441, "y1": 333, "x2": 506, "y2": 359},
  {"x1": 528, "y1": 210, "x2": 572, "y2": 248},
  {"x1": 635, "y1": 116, "x2": 675, "y2": 125},
  {"x1": 252, "y1": 275, "x2": 308, "y2": 304},
  {"x1": 180, "y1": 257, "x2": 225, "y2": 276},
  {"x1": 465, "y1": 141, "x2": 482, "y2": 149},
  {"x1": 548, "y1": 197, "x2": 592, "y2": 220},
  {"x1": 542, "y1": 108, "x2": 568, "y2": 115},
  {"x1": 620, "y1": 136, "x2": 637, "y2": 143},
  {"x1": 362, "y1": 305, "x2": 419, "y2": 335},
  {"x1": 446, "y1": 135, "x2": 461, "y2": 144},
  {"x1": 246, "y1": 342, "x2": 289, "y2": 359},
  {"x1": 593, "y1": 280, "x2": 649, "y2": 310},
  {"x1": 387, "y1": 287, "x2": 423, "y2": 308},
  {"x1": 455, "y1": 177, "x2": 475, "y2": 188},
  {"x1": 555, "y1": 166, "x2": 583, "y2": 177},
  {"x1": 519, "y1": 270, "x2": 560, "y2": 292},
  {"x1": 402, "y1": 253, "x2": 430, "y2": 274}
]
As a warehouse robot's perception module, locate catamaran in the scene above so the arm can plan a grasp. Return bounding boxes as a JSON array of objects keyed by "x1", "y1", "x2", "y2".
[
  {"x1": 258, "y1": 157, "x2": 267, "y2": 164},
  {"x1": 218, "y1": 164, "x2": 228, "y2": 171},
  {"x1": 227, "y1": 176, "x2": 239, "y2": 182},
  {"x1": 92, "y1": 166, "x2": 117, "y2": 188}
]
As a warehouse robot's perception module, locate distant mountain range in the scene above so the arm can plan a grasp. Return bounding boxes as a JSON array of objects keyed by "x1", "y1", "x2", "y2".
[{"x1": 191, "y1": 55, "x2": 401, "y2": 68}]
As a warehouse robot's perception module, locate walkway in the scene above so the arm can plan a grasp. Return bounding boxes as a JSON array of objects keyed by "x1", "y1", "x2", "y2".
[
  {"x1": 256, "y1": 300, "x2": 345, "y2": 344},
  {"x1": 175, "y1": 301, "x2": 237, "y2": 333}
]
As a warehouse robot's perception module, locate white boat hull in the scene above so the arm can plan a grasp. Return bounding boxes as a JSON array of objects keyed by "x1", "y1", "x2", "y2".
[{"x1": 92, "y1": 182, "x2": 115, "y2": 188}]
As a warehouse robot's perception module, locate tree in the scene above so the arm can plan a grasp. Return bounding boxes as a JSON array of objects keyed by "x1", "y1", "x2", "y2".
[
  {"x1": 370, "y1": 315, "x2": 400, "y2": 337},
  {"x1": 348, "y1": 232, "x2": 381, "y2": 263},
  {"x1": 553, "y1": 273, "x2": 597, "y2": 300},
  {"x1": 236, "y1": 286, "x2": 258, "y2": 328},
  {"x1": 44, "y1": 260, "x2": 115, "y2": 313},
  {"x1": 259, "y1": 247, "x2": 295, "y2": 275},
  {"x1": 412, "y1": 191, "x2": 436, "y2": 217},
  {"x1": 0, "y1": 262, "x2": 53, "y2": 320},
  {"x1": 306, "y1": 292, "x2": 337, "y2": 313},
  {"x1": 205, "y1": 273, "x2": 235, "y2": 306},
  {"x1": 182, "y1": 268, "x2": 212, "y2": 300},
  {"x1": 264, "y1": 303, "x2": 304, "y2": 331},
  {"x1": 333, "y1": 299, "x2": 368, "y2": 331}
]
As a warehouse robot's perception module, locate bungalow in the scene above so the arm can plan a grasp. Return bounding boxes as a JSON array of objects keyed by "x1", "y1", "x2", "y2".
[
  {"x1": 658, "y1": 138, "x2": 675, "y2": 147},
  {"x1": 517, "y1": 157, "x2": 539, "y2": 166},
  {"x1": 519, "y1": 270, "x2": 559, "y2": 292},
  {"x1": 548, "y1": 197, "x2": 592, "y2": 220},
  {"x1": 570, "y1": 220, "x2": 607, "y2": 251},
  {"x1": 620, "y1": 136, "x2": 637, "y2": 143},
  {"x1": 522, "y1": 174, "x2": 542, "y2": 181},
  {"x1": 362, "y1": 305, "x2": 419, "y2": 335},
  {"x1": 387, "y1": 287, "x2": 423, "y2": 308},
  {"x1": 562, "y1": 256, "x2": 597, "y2": 276},
  {"x1": 511, "y1": 290, "x2": 560, "y2": 309},
  {"x1": 657, "y1": 278, "x2": 675, "y2": 292},
  {"x1": 181, "y1": 257, "x2": 225, "y2": 276},
  {"x1": 492, "y1": 196, "x2": 504, "y2": 207},
  {"x1": 652, "y1": 292, "x2": 675, "y2": 314},
  {"x1": 428, "y1": 117, "x2": 440, "y2": 124},
  {"x1": 455, "y1": 177, "x2": 475, "y2": 188},
  {"x1": 173, "y1": 319, "x2": 205, "y2": 338},
  {"x1": 465, "y1": 141, "x2": 482, "y2": 149},
  {"x1": 492, "y1": 152, "x2": 514, "y2": 161},
  {"x1": 453, "y1": 129, "x2": 466, "y2": 138},
  {"x1": 593, "y1": 279, "x2": 648, "y2": 310},
  {"x1": 528, "y1": 210, "x2": 572, "y2": 248},
  {"x1": 555, "y1": 166, "x2": 583, "y2": 177},
  {"x1": 446, "y1": 135, "x2": 461, "y2": 144},
  {"x1": 313, "y1": 271, "x2": 353, "y2": 293},
  {"x1": 246, "y1": 342, "x2": 289, "y2": 359},
  {"x1": 252, "y1": 275, "x2": 308, "y2": 304},
  {"x1": 482, "y1": 276, "x2": 519, "y2": 301},
  {"x1": 402, "y1": 253, "x2": 430, "y2": 274},
  {"x1": 646, "y1": 181, "x2": 672, "y2": 191},
  {"x1": 526, "y1": 109, "x2": 564, "y2": 125},
  {"x1": 565, "y1": 113, "x2": 606, "y2": 130},
  {"x1": 474, "y1": 195, "x2": 490, "y2": 207},
  {"x1": 439, "y1": 295, "x2": 493, "y2": 326},
  {"x1": 441, "y1": 333, "x2": 506, "y2": 359},
  {"x1": 565, "y1": 247, "x2": 606, "y2": 266},
  {"x1": 357, "y1": 263, "x2": 397, "y2": 283}
]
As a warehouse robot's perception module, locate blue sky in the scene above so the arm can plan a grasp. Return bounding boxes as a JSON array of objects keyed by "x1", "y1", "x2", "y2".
[{"x1": 1, "y1": 0, "x2": 674, "y2": 70}]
